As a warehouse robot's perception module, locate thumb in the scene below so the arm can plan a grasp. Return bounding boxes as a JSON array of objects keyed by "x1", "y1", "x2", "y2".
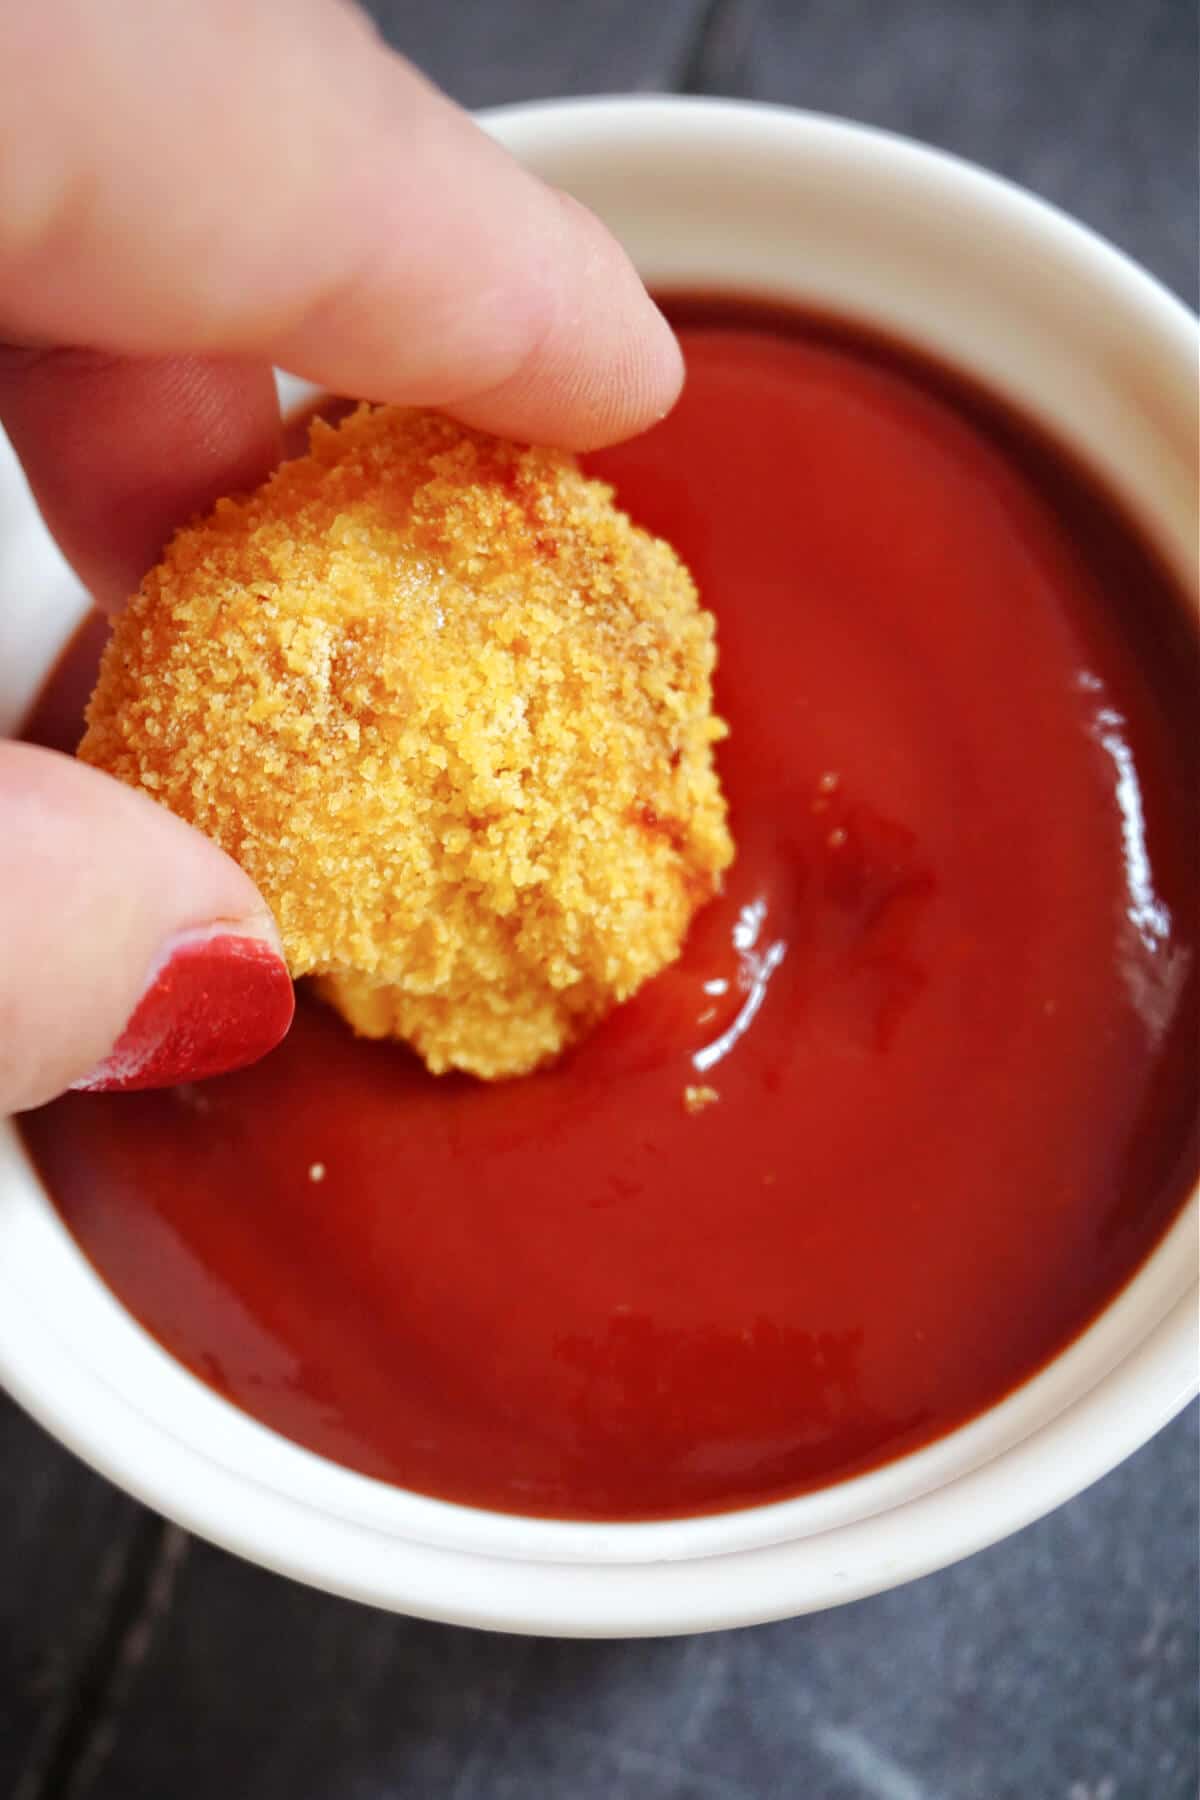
[{"x1": 2, "y1": 743, "x2": 294, "y2": 1113}]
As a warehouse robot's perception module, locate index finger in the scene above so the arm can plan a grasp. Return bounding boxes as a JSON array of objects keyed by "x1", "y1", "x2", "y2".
[{"x1": 0, "y1": 0, "x2": 681, "y2": 449}]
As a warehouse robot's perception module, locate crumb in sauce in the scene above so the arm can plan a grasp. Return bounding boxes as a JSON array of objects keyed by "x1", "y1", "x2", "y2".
[{"x1": 683, "y1": 1084, "x2": 720, "y2": 1115}]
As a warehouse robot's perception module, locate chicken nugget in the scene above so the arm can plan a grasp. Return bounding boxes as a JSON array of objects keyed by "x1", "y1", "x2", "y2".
[{"x1": 80, "y1": 404, "x2": 733, "y2": 1077}]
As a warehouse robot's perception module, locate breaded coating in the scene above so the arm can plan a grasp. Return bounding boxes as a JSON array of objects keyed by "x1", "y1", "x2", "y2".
[{"x1": 80, "y1": 404, "x2": 733, "y2": 1077}]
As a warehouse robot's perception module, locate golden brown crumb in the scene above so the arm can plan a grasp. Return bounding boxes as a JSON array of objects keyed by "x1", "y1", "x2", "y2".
[
  {"x1": 683, "y1": 1084, "x2": 720, "y2": 1115},
  {"x1": 80, "y1": 404, "x2": 733, "y2": 1078}
]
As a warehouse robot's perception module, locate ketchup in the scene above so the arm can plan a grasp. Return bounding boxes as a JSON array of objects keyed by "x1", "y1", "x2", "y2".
[{"x1": 19, "y1": 301, "x2": 1199, "y2": 1521}]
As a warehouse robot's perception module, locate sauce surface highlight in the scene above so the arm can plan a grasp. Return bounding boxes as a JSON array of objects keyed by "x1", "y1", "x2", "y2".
[{"x1": 20, "y1": 301, "x2": 1200, "y2": 1520}]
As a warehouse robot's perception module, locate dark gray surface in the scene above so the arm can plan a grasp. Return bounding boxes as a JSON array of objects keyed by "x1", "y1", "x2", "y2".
[
  {"x1": 3, "y1": 2, "x2": 1198, "y2": 1796},
  {"x1": 3, "y1": 1401, "x2": 1197, "y2": 1799}
]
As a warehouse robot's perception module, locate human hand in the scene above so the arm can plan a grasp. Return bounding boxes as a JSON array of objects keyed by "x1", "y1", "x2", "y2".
[{"x1": 0, "y1": 0, "x2": 682, "y2": 1112}]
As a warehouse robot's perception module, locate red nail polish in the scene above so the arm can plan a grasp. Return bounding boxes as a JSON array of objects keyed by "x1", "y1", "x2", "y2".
[{"x1": 73, "y1": 932, "x2": 295, "y2": 1094}]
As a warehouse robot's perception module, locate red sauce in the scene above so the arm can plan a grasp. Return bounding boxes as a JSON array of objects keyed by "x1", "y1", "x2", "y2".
[{"x1": 19, "y1": 301, "x2": 1200, "y2": 1521}]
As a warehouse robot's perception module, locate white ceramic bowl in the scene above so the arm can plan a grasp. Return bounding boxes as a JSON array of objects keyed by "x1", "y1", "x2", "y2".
[{"x1": 0, "y1": 97, "x2": 1196, "y2": 1637}]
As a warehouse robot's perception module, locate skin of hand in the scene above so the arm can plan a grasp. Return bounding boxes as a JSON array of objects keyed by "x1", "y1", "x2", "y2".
[{"x1": 0, "y1": 0, "x2": 683, "y2": 1114}]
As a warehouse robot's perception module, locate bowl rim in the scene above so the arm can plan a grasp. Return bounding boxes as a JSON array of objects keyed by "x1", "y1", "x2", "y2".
[
  {"x1": 0, "y1": 93, "x2": 1196, "y2": 1634},
  {"x1": 1, "y1": 1242, "x2": 1194, "y2": 1636}
]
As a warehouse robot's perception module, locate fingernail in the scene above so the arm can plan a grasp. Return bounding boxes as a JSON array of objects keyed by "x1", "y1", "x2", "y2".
[{"x1": 72, "y1": 925, "x2": 295, "y2": 1094}]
